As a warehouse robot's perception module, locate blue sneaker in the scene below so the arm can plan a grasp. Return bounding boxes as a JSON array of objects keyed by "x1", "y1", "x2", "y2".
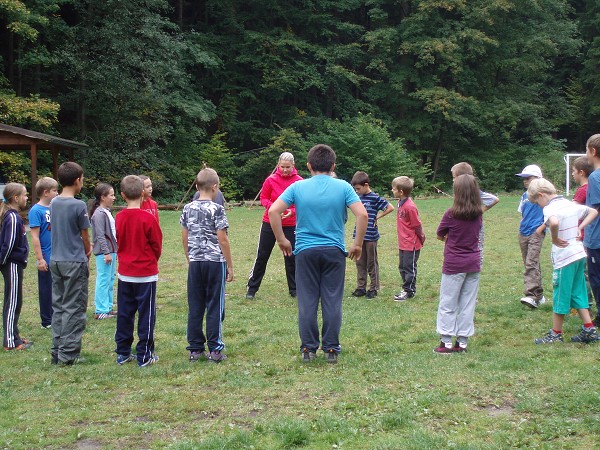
[
  {"x1": 139, "y1": 354, "x2": 159, "y2": 367},
  {"x1": 571, "y1": 327, "x2": 600, "y2": 344},
  {"x1": 116, "y1": 354, "x2": 135, "y2": 365}
]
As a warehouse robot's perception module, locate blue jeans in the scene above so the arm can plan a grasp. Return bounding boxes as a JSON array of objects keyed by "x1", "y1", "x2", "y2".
[{"x1": 94, "y1": 253, "x2": 116, "y2": 314}]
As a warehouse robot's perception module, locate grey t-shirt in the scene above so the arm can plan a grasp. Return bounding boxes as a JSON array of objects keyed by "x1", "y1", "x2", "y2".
[
  {"x1": 50, "y1": 196, "x2": 91, "y2": 263},
  {"x1": 180, "y1": 200, "x2": 228, "y2": 263}
]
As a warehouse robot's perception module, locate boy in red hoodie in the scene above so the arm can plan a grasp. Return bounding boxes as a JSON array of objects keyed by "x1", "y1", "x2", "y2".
[{"x1": 114, "y1": 175, "x2": 163, "y2": 367}]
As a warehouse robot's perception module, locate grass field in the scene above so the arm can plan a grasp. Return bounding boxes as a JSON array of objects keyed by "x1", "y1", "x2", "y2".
[{"x1": 1, "y1": 194, "x2": 599, "y2": 449}]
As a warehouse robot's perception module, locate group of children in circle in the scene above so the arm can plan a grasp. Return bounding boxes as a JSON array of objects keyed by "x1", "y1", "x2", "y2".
[{"x1": 2, "y1": 136, "x2": 600, "y2": 364}]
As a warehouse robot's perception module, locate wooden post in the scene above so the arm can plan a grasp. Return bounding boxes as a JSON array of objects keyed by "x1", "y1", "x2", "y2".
[
  {"x1": 52, "y1": 147, "x2": 58, "y2": 179},
  {"x1": 31, "y1": 143, "x2": 38, "y2": 203}
]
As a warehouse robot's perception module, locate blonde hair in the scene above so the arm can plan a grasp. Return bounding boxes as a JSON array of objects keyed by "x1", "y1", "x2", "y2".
[
  {"x1": 586, "y1": 134, "x2": 600, "y2": 152},
  {"x1": 35, "y1": 177, "x2": 58, "y2": 197},
  {"x1": 279, "y1": 152, "x2": 295, "y2": 163},
  {"x1": 451, "y1": 162, "x2": 473, "y2": 177},
  {"x1": 392, "y1": 176, "x2": 414, "y2": 196},
  {"x1": 527, "y1": 178, "x2": 557, "y2": 202},
  {"x1": 196, "y1": 168, "x2": 220, "y2": 191}
]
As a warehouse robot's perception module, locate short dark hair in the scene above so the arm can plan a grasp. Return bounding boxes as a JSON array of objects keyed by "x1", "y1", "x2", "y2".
[
  {"x1": 120, "y1": 175, "x2": 143, "y2": 201},
  {"x1": 196, "y1": 168, "x2": 220, "y2": 192},
  {"x1": 351, "y1": 171, "x2": 369, "y2": 186},
  {"x1": 573, "y1": 156, "x2": 593, "y2": 177},
  {"x1": 307, "y1": 144, "x2": 336, "y2": 173},
  {"x1": 58, "y1": 162, "x2": 84, "y2": 187}
]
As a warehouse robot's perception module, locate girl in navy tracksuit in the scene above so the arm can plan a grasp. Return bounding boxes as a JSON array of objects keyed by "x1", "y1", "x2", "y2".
[{"x1": 0, "y1": 183, "x2": 30, "y2": 350}]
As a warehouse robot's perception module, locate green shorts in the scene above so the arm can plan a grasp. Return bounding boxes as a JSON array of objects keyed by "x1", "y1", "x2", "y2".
[{"x1": 552, "y1": 259, "x2": 588, "y2": 315}]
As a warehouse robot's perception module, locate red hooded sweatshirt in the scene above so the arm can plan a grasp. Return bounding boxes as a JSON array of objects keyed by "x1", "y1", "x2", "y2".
[{"x1": 260, "y1": 166, "x2": 303, "y2": 226}]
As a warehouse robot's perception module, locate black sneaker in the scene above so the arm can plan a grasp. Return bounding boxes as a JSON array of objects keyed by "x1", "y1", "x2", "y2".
[
  {"x1": 326, "y1": 349, "x2": 338, "y2": 364},
  {"x1": 534, "y1": 330, "x2": 564, "y2": 344},
  {"x1": 452, "y1": 342, "x2": 467, "y2": 353},
  {"x1": 116, "y1": 354, "x2": 135, "y2": 365},
  {"x1": 571, "y1": 327, "x2": 600, "y2": 344},
  {"x1": 366, "y1": 290, "x2": 378, "y2": 299},
  {"x1": 189, "y1": 351, "x2": 207, "y2": 362},
  {"x1": 351, "y1": 289, "x2": 366, "y2": 297},
  {"x1": 302, "y1": 347, "x2": 316, "y2": 362},
  {"x1": 433, "y1": 341, "x2": 453, "y2": 354},
  {"x1": 245, "y1": 291, "x2": 255, "y2": 299},
  {"x1": 207, "y1": 351, "x2": 227, "y2": 363}
]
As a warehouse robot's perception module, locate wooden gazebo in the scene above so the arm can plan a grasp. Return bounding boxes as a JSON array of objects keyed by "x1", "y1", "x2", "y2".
[{"x1": 0, "y1": 123, "x2": 88, "y2": 203}]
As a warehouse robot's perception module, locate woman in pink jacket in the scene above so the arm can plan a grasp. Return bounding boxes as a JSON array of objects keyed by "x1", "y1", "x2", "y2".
[{"x1": 246, "y1": 152, "x2": 303, "y2": 299}]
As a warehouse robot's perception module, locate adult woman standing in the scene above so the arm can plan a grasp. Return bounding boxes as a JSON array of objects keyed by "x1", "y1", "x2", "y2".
[{"x1": 246, "y1": 152, "x2": 303, "y2": 299}]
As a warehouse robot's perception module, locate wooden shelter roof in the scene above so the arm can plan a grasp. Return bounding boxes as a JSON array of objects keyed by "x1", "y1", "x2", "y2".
[{"x1": 0, "y1": 123, "x2": 88, "y2": 150}]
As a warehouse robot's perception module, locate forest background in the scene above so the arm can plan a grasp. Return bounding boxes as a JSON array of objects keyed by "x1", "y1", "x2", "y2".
[{"x1": 1, "y1": 0, "x2": 599, "y2": 200}]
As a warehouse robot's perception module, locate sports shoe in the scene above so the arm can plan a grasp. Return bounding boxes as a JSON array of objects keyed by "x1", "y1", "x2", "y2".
[
  {"x1": 434, "y1": 341, "x2": 453, "y2": 354},
  {"x1": 394, "y1": 291, "x2": 411, "y2": 302},
  {"x1": 139, "y1": 354, "x2": 159, "y2": 367},
  {"x1": 290, "y1": 291, "x2": 297, "y2": 298},
  {"x1": 3, "y1": 341, "x2": 32, "y2": 351},
  {"x1": 207, "y1": 351, "x2": 227, "y2": 363},
  {"x1": 302, "y1": 347, "x2": 316, "y2": 362},
  {"x1": 571, "y1": 327, "x2": 600, "y2": 344},
  {"x1": 41, "y1": 324, "x2": 52, "y2": 330},
  {"x1": 537, "y1": 296, "x2": 546, "y2": 306},
  {"x1": 116, "y1": 354, "x2": 135, "y2": 365},
  {"x1": 453, "y1": 342, "x2": 467, "y2": 353},
  {"x1": 351, "y1": 289, "x2": 366, "y2": 297},
  {"x1": 189, "y1": 351, "x2": 207, "y2": 362},
  {"x1": 326, "y1": 349, "x2": 338, "y2": 364},
  {"x1": 51, "y1": 353, "x2": 58, "y2": 365},
  {"x1": 59, "y1": 356, "x2": 86, "y2": 366},
  {"x1": 245, "y1": 291, "x2": 255, "y2": 299},
  {"x1": 366, "y1": 290, "x2": 378, "y2": 299},
  {"x1": 520, "y1": 297, "x2": 538, "y2": 309},
  {"x1": 94, "y1": 313, "x2": 114, "y2": 320},
  {"x1": 534, "y1": 330, "x2": 564, "y2": 344}
]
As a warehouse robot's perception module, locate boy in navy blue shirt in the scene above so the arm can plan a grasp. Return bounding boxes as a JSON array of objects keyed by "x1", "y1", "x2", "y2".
[
  {"x1": 350, "y1": 171, "x2": 394, "y2": 299},
  {"x1": 269, "y1": 144, "x2": 368, "y2": 363},
  {"x1": 516, "y1": 165, "x2": 546, "y2": 309}
]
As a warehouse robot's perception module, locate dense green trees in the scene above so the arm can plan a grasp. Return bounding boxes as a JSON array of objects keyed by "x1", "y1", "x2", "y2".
[{"x1": 0, "y1": 0, "x2": 596, "y2": 199}]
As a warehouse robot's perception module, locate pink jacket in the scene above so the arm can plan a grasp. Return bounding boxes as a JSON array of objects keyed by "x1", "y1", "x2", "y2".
[
  {"x1": 397, "y1": 197, "x2": 425, "y2": 251},
  {"x1": 261, "y1": 166, "x2": 303, "y2": 226}
]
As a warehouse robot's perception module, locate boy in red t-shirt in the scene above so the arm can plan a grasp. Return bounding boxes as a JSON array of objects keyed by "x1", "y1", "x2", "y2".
[
  {"x1": 115, "y1": 175, "x2": 163, "y2": 367},
  {"x1": 392, "y1": 176, "x2": 426, "y2": 301}
]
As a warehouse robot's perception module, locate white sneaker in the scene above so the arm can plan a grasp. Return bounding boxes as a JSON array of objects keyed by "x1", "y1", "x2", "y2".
[
  {"x1": 537, "y1": 296, "x2": 546, "y2": 305},
  {"x1": 520, "y1": 296, "x2": 538, "y2": 309}
]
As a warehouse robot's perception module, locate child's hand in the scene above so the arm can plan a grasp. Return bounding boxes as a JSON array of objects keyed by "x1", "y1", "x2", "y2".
[
  {"x1": 552, "y1": 237, "x2": 569, "y2": 248},
  {"x1": 348, "y1": 244, "x2": 362, "y2": 261},
  {"x1": 104, "y1": 254, "x2": 112, "y2": 264},
  {"x1": 277, "y1": 238, "x2": 293, "y2": 256},
  {"x1": 226, "y1": 267, "x2": 234, "y2": 282},
  {"x1": 281, "y1": 209, "x2": 292, "y2": 219},
  {"x1": 37, "y1": 258, "x2": 48, "y2": 272}
]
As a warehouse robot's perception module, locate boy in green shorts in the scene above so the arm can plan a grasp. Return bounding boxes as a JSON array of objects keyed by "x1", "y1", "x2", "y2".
[{"x1": 527, "y1": 178, "x2": 600, "y2": 344}]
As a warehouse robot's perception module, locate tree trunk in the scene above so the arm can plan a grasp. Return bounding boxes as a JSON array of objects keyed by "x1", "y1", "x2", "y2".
[{"x1": 430, "y1": 127, "x2": 444, "y2": 181}]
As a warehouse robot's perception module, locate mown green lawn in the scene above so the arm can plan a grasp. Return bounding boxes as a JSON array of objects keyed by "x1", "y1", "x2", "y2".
[{"x1": 1, "y1": 194, "x2": 598, "y2": 449}]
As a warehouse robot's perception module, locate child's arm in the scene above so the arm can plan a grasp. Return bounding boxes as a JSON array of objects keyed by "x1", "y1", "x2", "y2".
[
  {"x1": 0, "y1": 213, "x2": 18, "y2": 265},
  {"x1": 149, "y1": 222, "x2": 163, "y2": 261},
  {"x1": 374, "y1": 203, "x2": 395, "y2": 227},
  {"x1": 92, "y1": 213, "x2": 113, "y2": 264},
  {"x1": 80, "y1": 229, "x2": 92, "y2": 259},
  {"x1": 548, "y1": 216, "x2": 568, "y2": 248},
  {"x1": 269, "y1": 198, "x2": 293, "y2": 256},
  {"x1": 535, "y1": 223, "x2": 546, "y2": 235},
  {"x1": 30, "y1": 227, "x2": 48, "y2": 272},
  {"x1": 481, "y1": 191, "x2": 499, "y2": 212},
  {"x1": 348, "y1": 201, "x2": 368, "y2": 261},
  {"x1": 217, "y1": 229, "x2": 234, "y2": 282},
  {"x1": 578, "y1": 207, "x2": 599, "y2": 237},
  {"x1": 181, "y1": 227, "x2": 189, "y2": 263}
]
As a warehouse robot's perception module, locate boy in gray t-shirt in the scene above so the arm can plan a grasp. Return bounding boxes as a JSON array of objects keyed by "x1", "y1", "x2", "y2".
[
  {"x1": 180, "y1": 168, "x2": 233, "y2": 363},
  {"x1": 49, "y1": 162, "x2": 91, "y2": 365}
]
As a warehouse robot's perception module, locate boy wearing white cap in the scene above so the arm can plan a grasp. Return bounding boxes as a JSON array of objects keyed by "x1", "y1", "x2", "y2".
[{"x1": 516, "y1": 164, "x2": 546, "y2": 308}]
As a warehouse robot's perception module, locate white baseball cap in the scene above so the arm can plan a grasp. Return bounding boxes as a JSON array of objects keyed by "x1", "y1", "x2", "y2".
[{"x1": 516, "y1": 164, "x2": 542, "y2": 178}]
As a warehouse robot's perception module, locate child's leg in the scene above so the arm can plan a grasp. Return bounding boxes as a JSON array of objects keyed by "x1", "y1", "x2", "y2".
[
  {"x1": 400, "y1": 249, "x2": 420, "y2": 296},
  {"x1": 436, "y1": 273, "x2": 464, "y2": 338},
  {"x1": 1, "y1": 262, "x2": 24, "y2": 348},
  {"x1": 586, "y1": 249, "x2": 600, "y2": 322},
  {"x1": 296, "y1": 248, "x2": 324, "y2": 353},
  {"x1": 520, "y1": 233, "x2": 545, "y2": 300},
  {"x1": 38, "y1": 254, "x2": 53, "y2": 327},
  {"x1": 365, "y1": 241, "x2": 379, "y2": 291},
  {"x1": 94, "y1": 254, "x2": 111, "y2": 314},
  {"x1": 576, "y1": 308, "x2": 592, "y2": 324},
  {"x1": 319, "y1": 248, "x2": 345, "y2": 354},
  {"x1": 204, "y1": 261, "x2": 226, "y2": 353},
  {"x1": 246, "y1": 222, "x2": 277, "y2": 295},
  {"x1": 455, "y1": 272, "x2": 480, "y2": 340},
  {"x1": 186, "y1": 261, "x2": 207, "y2": 352},
  {"x1": 49, "y1": 261, "x2": 64, "y2": 358},
  {"x1": 552, "y1": 313, "x2": 565, "y2": 332},
  {"x1": 282, "y1": 226, "x2": 297, "y2": 295},
  {"x1": 134, "y1": 281, "x2": 157, "y2": 365},
  {"x1": 108, "y1": 253, "x2": 117, "y2": 311},
  {"x1": 115, "y1": 280, "x2": 137, "y2": 356},
  {"x1": 355, "y1": 241, "x2": 368, "y2": 291}
]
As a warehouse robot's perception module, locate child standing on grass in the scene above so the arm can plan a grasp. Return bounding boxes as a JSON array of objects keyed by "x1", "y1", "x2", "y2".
[
  {"x1": 50, "y1": 162, "x2": 92, "y2": 365},
  {"x1": 527, "y1": 178, "x2": 600, "y2": 344},
  {"x1": 28, "y1": 177, "x2": 58, "y2": 329},
  {"x1": 516, "y1": 164, "x2": 546, "y2": 309},
  {"x1": 115, "y1": 175, "x2": 163, "y2": 367},
  {"x1": 585, "y1": 135, "x2": 600, "y2": 328},
  {"x1": 0, "y1": 183, "x2": 31, "y2": 351},
  {"x1": 392, "y1": 176, "x2": 425, "y2": 302},
  {"x1": 269, "y1": 144, "x2": 368, "y2": 364},
  {"x1": 350, "y1": 171, "x2": 394, "y2": 299},
  {"x1": 88, "y1": 183, "x2": 118, "y2": 320},
  {"x1": 139, "y1": 175, "x2": 160, "y2": 223},
  {"x1": 434, "y1": 174, "x2": 482, "y2": 354},
  {"x1": 181, "y1": 168, "x2": 233, "y2": 363}
]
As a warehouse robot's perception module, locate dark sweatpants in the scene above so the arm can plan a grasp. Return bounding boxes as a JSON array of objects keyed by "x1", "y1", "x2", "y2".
[
  {"x1": 247, "y1": 222, "x2": 296, "y2": 295},
  {"x1": 296, "y1": 246, "x2": 345, "y2": 353},
  {"x1": 38, "y1": 255, "x2": 53, "y2": 327},
  {"x1": 2, "y1": 262, "x2": 24, "y2": 349},
  {"x1": 186, "y1": 261, "x2": 226, "y2": 353},
  {"x1": 587, "y1": 248, "x2": 600, "y2": 320},
  {"x1": 115, "y1": 280, "x2": 157, "y2": 366},
  {"x1": 399, "y1": 249, "x2": 420, "y2": 296}
]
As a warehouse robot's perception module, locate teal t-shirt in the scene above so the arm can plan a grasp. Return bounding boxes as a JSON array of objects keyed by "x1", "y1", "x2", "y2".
[{"x1": 279, "y1": 174, "x2": 360, "y2": 255}]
